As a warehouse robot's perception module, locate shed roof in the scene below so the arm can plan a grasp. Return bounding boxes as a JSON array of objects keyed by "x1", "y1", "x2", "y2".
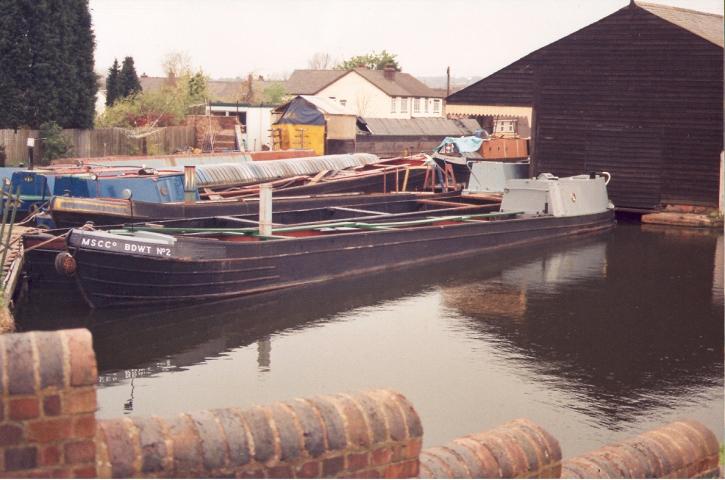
[
  {"x1": 446, "y1": 1, "x2": 723, "y2": 106},
  {"x1": 637, "y1": 1, "x2": 723, "y2": 47},
  {"x1": 360, "y1": 117, "x2": 481, "y2": 136},
  {"x1": 299, "y1": 95, "x2": 357, "y2": 116},
  {"x1": 286, "y1": 69, "x2": 443, "y2": 98}
]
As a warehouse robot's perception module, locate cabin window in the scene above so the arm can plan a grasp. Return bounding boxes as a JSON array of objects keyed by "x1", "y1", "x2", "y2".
[
  {"x1": 391, "y1": 97, "x2": 396, "y2": 113},
  {"x1": 400, "y1": 97, "x2": 408, "y2": 113},
  {"x1": 413, "y1": 98, "x2": 420, "y2": 113},
  {"x1": 433, "y1": 99, "x2": 441, "y2": 113}
]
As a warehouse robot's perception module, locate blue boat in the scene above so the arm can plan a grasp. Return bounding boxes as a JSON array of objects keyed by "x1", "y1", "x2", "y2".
[{"x1": 9, "y1": 168, "x2": 194, "y2": 220}]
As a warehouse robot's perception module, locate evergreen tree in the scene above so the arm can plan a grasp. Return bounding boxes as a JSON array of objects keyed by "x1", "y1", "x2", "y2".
[
  {"x1": 0, "y1": 0, "x2": 32, "y2": 128},
  {"x1": 106, "y1": 59, "x2": 121, "y2": 106},
  {"x1": 67, "y1": 0, "x2": 97, "y2": 128},
  {"x1": 0, "y1": 0, "x2": 96, "y2": 129},
  {"x1": 119, "y1": 56, "x2": 142, "y2": 98}
]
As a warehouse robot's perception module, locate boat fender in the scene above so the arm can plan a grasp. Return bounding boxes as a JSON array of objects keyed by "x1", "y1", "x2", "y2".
[{"x1": 54, "y1": 252, "x2": 77, "y2": 277}]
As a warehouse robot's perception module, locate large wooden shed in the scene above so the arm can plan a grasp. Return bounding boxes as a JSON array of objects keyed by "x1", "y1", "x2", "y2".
[{"x1": 447, "y1": 1, "x2": 723, "y2": 211}]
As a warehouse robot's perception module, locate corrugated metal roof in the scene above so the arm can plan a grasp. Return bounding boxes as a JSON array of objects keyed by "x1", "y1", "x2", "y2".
[
  {"x1": 360, "y1": 117, "x2": 481, "y2": 137},
  {"x1": 637, "y1": 2, "x2": 723, "y2": 47},
  {"x1": 193, "y1": 153, "x2": 381, "y2": 187},
  {"x1": 300, "y1": 96, "x2": 357, "y2": 116}
]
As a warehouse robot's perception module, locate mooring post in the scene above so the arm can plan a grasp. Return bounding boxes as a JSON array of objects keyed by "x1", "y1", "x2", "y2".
[
  {"x1": 183, "y1": 165, "x2": 197, "y2": 204},
  {"x1": 259, "y1": 183, "x2": 272, "y2": 237}
]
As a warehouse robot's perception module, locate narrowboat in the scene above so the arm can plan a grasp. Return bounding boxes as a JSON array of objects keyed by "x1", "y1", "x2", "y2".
[
  {"x1": 47, "y1": 172, "x2": 615, "y2": 308},
  {"x1": 42, "y1": 155, "x2": 432, "y2": 228}
]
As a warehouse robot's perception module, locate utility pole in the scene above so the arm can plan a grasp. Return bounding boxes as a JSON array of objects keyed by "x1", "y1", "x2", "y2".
[{"x1": 446, "y1": 66, "x2": 451, "y2": 97}]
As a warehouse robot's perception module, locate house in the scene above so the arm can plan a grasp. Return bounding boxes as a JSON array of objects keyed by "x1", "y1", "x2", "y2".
[
  {"x1": 446, "y1": 1, "x2": 723, "y2": 211},
  {"x1": 286, "y1": 68, "x2": 445, "y2": 119}
]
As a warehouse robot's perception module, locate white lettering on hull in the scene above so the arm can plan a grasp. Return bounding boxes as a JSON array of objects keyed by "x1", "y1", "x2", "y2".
[{"x1": 77, "y1": 235, "x2": 173, "y2": 257}]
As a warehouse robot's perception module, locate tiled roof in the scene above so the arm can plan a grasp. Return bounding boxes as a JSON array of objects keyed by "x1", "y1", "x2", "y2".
[
  {"x1": 285, "y1": 70, "x2": 348, "y2": 95},
  {"x1": 637, "y1": 1, "x2": 723, "y2": 47},
  {"x1": 352, "y1": 69, "x2": 443, "y2": 98},
  {"x1": 286, "y1": 69, "x2": 444, "y2": 98}
]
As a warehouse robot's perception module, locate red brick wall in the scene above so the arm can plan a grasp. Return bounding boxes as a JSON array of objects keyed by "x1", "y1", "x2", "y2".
[
  {"x1": 0, "y1": 328, "x2": 721, "y2": 479},
  {"x1": 562, "y1": 420, "x2": 720, "y2": 478},
  {"x1": 96, "y1": 389, "x2": 422, "y2": 478},
  {"x1": 419, "y1": 418, "x2": 562, "y2": 478},
  {"x1": 0, "y1": 329, "x2": 97, "y2": 478}
]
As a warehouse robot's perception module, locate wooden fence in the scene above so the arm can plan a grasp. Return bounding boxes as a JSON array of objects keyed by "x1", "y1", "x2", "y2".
[{"x1": 0, "y1": 126, "x2": 196, "y2": 166}]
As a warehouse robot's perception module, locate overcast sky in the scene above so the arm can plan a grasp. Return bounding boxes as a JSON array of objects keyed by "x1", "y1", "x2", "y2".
[{"x1": 90, "y1": 0, "x2": 723, "y2": 81}]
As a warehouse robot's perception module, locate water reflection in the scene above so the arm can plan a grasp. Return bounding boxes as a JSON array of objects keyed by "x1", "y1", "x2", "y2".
[
  {"x1": 15, "y1": 224, "x2": 722, "y2": 453},
  {"x1": 443, "y1": 225, "x2": 722, "y2": 428}
]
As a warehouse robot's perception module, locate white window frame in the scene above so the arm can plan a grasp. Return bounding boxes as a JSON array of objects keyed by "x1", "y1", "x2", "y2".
[
  {"x1": 433, "y1": 99, "x2": 441, "y2": 113},
  {"x1": 400, "y1": 97, "x2": 408, "y2": 113},
  {"x1": 413, "y1": 98, "x2": 420, "y2": 113},
  {"x1": 391, "y1": 97, "x2": 396, "y2": 113}
]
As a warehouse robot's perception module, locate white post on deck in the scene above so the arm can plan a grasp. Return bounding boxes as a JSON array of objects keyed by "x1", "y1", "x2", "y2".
[
  {"x1": 259, "y1": 183, "x2": 273, "y2": 237},
  {"x1": 719, "y1": 151, "x2": 724, "y2": 215}
]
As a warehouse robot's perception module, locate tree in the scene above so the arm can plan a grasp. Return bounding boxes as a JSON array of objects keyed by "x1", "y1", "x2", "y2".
[
  {"x1": 39, "y1": 121, "x2": 72, "y2": 162},
  {"x1": 188, "y1": 70, "x2": 208, "y2": 102},
  {"x1": 162, "y1": 51, "x2": 192, "y2": 79},
  {"x1": 308, "y1": 52, "x2": 333, "y2": 70},
  {"x1": 263, "y1": 83, "x2": 286, "y2": 105},
  {"x1": 105, "y1": 59, "x2": 121, "y2": 106},
  {"x1": 119, "y1": 56, "x2": 142, "y2": 98},
  {"x1": 0, "y1": 0, "x2": 96, "y2": 129},
  {"x1": 336, "y1": 50, "x2": 400, "y2": 71}
]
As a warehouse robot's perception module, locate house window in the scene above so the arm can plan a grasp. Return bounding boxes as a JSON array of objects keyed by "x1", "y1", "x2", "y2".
[
  {"x1": 433, "y1": 99, "x2": 441, "y2": 113},
  {"x1": 413, "y1": 98, "x2": 420, "y2": 113},
  {"x1": 391, "y1": 97, "x2": 396, "y2": 113},
  {"x1": 424, "y1": 98, "x2": 428, "y2": 113},
  {"x1": 400, "y1": 97, "x2": 408, "y2": 113}
]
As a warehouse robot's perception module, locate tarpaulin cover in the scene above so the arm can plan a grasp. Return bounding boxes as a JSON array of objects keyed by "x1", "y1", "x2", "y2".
[
  {"x1": 435, "y1": 136, "x2": 484, "y2": 154},
  {"x1": 276, "y1": 98, "x2": 325, "y2": 126}
]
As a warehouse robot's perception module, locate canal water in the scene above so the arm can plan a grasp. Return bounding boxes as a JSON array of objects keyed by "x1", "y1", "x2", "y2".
[{"x1": 16, "y1": 221, "x2": 723, "y2": 457}]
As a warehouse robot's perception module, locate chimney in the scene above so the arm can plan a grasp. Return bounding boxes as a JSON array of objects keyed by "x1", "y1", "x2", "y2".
[{"x1": 384, "y1": 64, "x2": 396, "y2": 81}]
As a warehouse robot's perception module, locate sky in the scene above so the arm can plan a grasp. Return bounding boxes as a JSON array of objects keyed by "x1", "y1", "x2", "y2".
[{"x1": 90, "y1": 0, "x2": 724, "y2": 81}]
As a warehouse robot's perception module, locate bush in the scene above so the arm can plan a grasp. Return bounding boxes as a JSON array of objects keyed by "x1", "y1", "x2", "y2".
[
  {"x1": 39, "y1": 121, "x2": 72, "y2": 163},
  {"x1": 97, "y1": 73, "x2": 208, "y2": 129}
]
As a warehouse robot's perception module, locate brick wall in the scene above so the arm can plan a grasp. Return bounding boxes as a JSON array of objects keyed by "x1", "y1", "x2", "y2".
[
  {"x1": 419, "y1": 418, "x2": 562, "y2": 478},
  {"x1": 0, "y1": 329, "x2": 97, "y2": 478},
  {"x1": 96, "y1": 390, "x2": 422, "y2": 478},
  {"x1": 562, "y1": 420, "x2": 720, "y2": 478},
  {"x1": 0, "y1": 329, "x2": 720, "y2": 479}
]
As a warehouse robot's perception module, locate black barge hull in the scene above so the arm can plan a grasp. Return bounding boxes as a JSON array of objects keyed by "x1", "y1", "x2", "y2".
[{"x1": 67, "y1": 211, "x2": 615, "y2": 308}]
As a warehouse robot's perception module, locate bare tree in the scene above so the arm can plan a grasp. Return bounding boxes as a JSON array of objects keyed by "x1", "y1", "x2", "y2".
[
  {"x1": 162, "y1": 51, "x2": 193, "y2": 78},
  {"x1": 308, "y1": 52, "x2": 333, "y2": 70}
]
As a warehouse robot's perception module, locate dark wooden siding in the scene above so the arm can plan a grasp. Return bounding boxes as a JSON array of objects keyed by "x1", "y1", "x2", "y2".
[
  {"x1": 446, "y1": 59, "x2": 535, "y2": 107},
  {"x1": 449, "y1": 4, "x2": 723, "y2": 210}
]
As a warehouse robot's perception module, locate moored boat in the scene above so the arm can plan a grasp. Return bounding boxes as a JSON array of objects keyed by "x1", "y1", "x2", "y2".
[{"x1": 48, "y1": 172, "x2": 615, "y2": 308}]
